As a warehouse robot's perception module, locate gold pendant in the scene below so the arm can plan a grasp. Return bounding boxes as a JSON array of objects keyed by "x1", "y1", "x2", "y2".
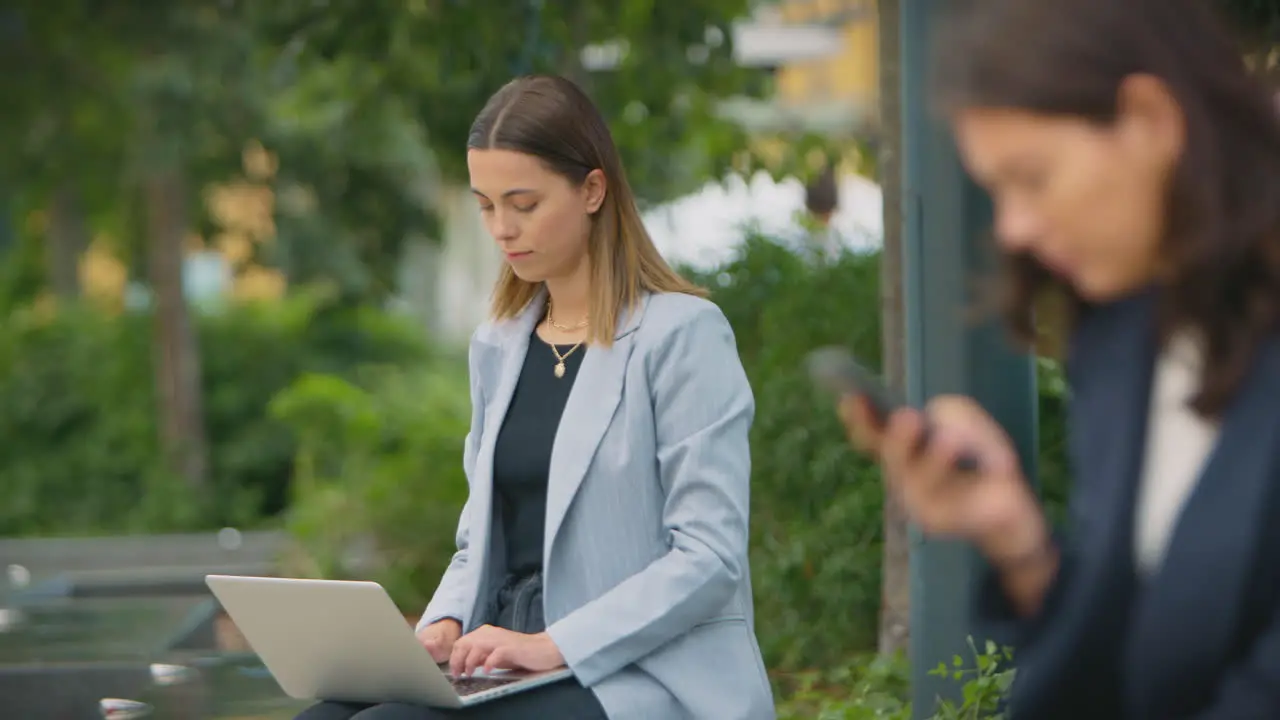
[{"x1": 554, "y1": 362, "x2": 566, "y2": 378}]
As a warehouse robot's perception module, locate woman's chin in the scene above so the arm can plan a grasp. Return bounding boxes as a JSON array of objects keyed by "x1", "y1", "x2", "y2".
[
  {"x1": 506, "y1": 264, "x2": 545, "y2": 282},
  {"x1": 1071, "y1": 273, "x2": 1152, "y2": 304}
]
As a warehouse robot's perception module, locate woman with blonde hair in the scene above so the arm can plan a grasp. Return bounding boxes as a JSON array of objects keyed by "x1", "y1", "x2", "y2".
[{"x1": 296, "y1": 75, "x2": 774, "y2": 720}]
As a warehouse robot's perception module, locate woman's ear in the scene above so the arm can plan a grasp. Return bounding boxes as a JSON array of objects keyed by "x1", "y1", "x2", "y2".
[
  {"x1": 582, "y1": 169, "x2": 607, "y2": 214},
  {"x1": 1116, "y1": 73, "x2": 1185, "y2": 175}
]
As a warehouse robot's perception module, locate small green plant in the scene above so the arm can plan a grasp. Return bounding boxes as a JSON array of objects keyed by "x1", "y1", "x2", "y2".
[
  {"x1": 927, "y1": 639, "x2": 1016, "y2": 720},
  {"x1": 775, "y1": 640, "x2": 1015, "y2": 719}
]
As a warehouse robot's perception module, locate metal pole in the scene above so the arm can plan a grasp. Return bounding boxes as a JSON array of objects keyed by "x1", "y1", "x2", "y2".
[{"x1": 899, "y1": 0, "x2": 1039, "y2": 715}]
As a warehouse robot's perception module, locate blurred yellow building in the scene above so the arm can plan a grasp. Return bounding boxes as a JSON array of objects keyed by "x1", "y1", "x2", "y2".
[
  {"x1": 78, "y1": 141, "x2": 287, "y2": 310},
  {"x1": 722, "y1": 0, "x2": 881, "y2": 180},
  {"x1": 773, "y1": 0, "x2": 879, "y2": 130},
  {"x1": 729, "y1": 0, "x2": 880, "y2": 140}
]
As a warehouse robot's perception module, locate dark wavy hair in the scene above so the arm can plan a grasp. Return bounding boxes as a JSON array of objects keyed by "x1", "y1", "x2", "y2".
[{"x1": 933, "y1": 0, "x2": 1280, "y2": 418}]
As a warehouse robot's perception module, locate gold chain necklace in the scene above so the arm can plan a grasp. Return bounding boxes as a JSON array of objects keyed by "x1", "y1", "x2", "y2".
[
  {"x1": 545, "y1": 303, "x2": 587, "y2": 378},
  {"x1": 547, "y1": 302, "x2": 589, "y2": 332}
]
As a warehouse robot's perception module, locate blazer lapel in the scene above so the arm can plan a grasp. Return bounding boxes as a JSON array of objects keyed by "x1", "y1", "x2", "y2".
[
  {"x1": 1125, "y1": 335, "x2": 1280, "y2": 717},
  {"x1": 1030, "y1": 293, "x2": 1157, "y2": 692},
  {"x1": 543, "y1": 295, "x2": 650, "y2": 563},
  {"x1": 467, "y1": 293, "x2": 543, "y2": 615},
  {"x1": 1068, "y1": 292, "x2": 1158, "y2": 571}
]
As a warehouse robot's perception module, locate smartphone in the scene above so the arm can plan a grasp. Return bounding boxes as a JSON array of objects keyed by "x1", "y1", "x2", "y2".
[
  {"x1": 805, "y1": 346, "x2": 979, "y2": 472},
  {"x1": 805, "y1": 346, "x2": 904, "y2": 426}
]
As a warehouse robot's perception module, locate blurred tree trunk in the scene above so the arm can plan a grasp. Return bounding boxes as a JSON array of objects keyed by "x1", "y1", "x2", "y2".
[
  {"x1": 558, "y1": 3, "x2": 590, "y2": 87},
  {"x1": 877, "y1": 0, "x2": 911, "y2": 658},
  {"x1": 0, "y1": 192, "x2": 11, "y2": 258},
  {"x1": 144, "y1": 165, "x2": 209, "y2": 491},
  {"x1": 46, "y1": 184, "x2": 88, "y2": 299}
]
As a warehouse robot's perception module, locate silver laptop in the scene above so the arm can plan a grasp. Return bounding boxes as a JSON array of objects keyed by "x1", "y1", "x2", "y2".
[{"x1": 205, "y1": 574, "x2": 573, "y2": 708}]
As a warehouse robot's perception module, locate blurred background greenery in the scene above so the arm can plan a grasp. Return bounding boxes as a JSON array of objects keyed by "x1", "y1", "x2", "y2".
[{"x1": 0, "y1": 230, "x2": 1070, "y2": 717}]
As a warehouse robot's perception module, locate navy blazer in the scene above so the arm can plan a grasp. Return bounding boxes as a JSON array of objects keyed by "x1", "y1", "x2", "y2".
[{"x1": 978, "y1": 290, "x2": 1280, "y2": 719}]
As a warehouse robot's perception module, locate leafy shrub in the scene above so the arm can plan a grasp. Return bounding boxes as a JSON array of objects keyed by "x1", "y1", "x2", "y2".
[
  {"x1": 684, "y1": 237, "x2": 888, "y2": 667},
  {"x1": 680, "y1": 237, "x2": 890, "y2": 666},
  {"x1": 685, "y1": 235, "x2": 1069, "y2": 673},
  {"x1": 774, "y1": 640, "x2": 1015, "y2": 719},
  {"x1": 927, "y1": 639, "x2": 1016, "y2": 720},
  {"x1": 774, "y1": 653, "x2": 911, "y2": 720},
  {"x1": 0, "y1": 289, "x2": 428, "y2": 536},
  {"x1": 0, "y1": 305, "x2": 162, "y2": 535},
  {"x1": 271, "y1": 362, "x2": 471, "y2": 610},
  {"x1": 199, "y1": 290, "x2": 430, "y2": 519},
  {"x1": 1034, "y1": 357, "x2": 1071, "y2": 525}
]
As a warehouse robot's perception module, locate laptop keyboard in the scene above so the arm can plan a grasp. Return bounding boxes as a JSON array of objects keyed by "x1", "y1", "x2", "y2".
[
  {"x1": 450, "y1": 675, "x2": 521, "y2": 696},
  {"x1": 437, "y1": 663, "x2": 522, "y2": 697}
]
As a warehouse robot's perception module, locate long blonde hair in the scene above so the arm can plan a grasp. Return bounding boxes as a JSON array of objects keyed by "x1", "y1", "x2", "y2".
[{"x1": 468, "y1": 75, "x2": 706, "y2": 346}]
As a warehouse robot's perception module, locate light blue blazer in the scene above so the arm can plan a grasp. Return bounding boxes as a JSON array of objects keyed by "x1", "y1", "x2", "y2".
[{"x1": 417, "y1": 290, "x2": 775, "y2": 720}]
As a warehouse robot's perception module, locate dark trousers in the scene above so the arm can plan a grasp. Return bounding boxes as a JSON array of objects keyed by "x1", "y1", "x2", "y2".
[{"x1": 293, "y1": 678, "x2": 607, "y2": 720}]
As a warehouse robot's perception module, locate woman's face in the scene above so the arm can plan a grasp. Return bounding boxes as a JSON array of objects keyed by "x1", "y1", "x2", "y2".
[
  {"x1": 952, "y1": 77, "x2": 1184, "y2": 302},
  {"x1": 467, "y1": 148, "x2": 606, "y2": 283}
]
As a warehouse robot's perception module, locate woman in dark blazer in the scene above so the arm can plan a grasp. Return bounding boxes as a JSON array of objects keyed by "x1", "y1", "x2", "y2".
[{"x1": 842, "y1": 0, "x2": 1280, "y2": 718}]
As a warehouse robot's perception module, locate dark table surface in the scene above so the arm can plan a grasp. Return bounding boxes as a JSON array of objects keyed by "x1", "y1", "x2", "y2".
[{"x1": 0, "y1": 592, "x2": 306, "y2": 719}]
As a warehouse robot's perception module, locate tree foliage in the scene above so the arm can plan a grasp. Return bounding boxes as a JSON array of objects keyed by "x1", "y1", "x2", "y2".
[
  {"x1": 1, "y1": 0, "x2": 766, "y2": 301},
  {"x1": 0, "y1": 0, "x2": 768, "y2": 489},
  {"x1": 250, "y1": 0, "x2": 763, "y2": 204}
]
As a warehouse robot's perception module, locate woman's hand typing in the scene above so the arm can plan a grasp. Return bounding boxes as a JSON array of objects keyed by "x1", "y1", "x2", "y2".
[
  {"x1": 448, "y1": 625, "x2": 566, "y2": 677},
  {"x1": 416, "y1": 618, "x2": 462, "y2": 663}
]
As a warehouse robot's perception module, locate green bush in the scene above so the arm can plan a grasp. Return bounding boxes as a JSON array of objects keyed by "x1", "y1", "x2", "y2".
[
  {"x1": 271, "y1": 362, "x2": 471, "y2": 610},
  {"x1": 1034, "y1": 357, "x2": 1071, "y2": 525},
  {"x1": 774, "y1": 640, "x2": 1015, "y2": 719},
  {"x1": 0, "y1": 289, "x2": 429, "y2": 536},
  {"x1": 685, "y1": 236, "x2": 888, "y2": 667},
  {"x1": 774, "y1": 653, "x2": 912, "y2": 720},
  {"x1": 0, "y1": 305, "x2": 162, "y2": 535},
  {"x1": 685, "y1": 235, "x2": 1069, "y2": 673},
  {"x1": 199, "y1": 290, "x2": 430, "y2": 519}
]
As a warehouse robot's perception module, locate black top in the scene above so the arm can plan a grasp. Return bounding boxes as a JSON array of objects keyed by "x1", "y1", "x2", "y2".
[{"x1": 490, "y1": 327, "x2": 586, "y2": 576}]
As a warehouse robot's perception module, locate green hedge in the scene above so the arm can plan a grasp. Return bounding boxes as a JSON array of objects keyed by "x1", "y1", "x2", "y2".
[
  {"x1": 685, "y1": 237, "x2": 889, "y2": 667},
  {"x1": 272, "y1": 364, "x2": 471, "y2": 605},
  {"x1": 689, "y1": 237, "x2": 1069, "y2": 671},
  {"x1": 0, "y1": 289, "x2": 429, "y2": 536}
]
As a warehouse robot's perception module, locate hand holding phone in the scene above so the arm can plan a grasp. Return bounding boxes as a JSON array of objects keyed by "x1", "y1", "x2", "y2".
[
  {"x1": 805, "y1": 346, "x2": 906, "y2": 428},
  {"x1": 805, "y1": 346, "x2": 979, "y2": 472}
]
